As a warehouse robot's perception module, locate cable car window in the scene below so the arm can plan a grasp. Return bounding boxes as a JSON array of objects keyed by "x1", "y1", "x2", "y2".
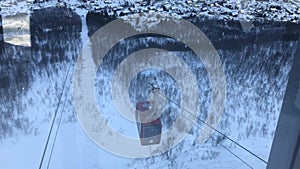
[
  {"x1": 142, "y1": 102, "x2": 152, "y2": 110},
  {"x1": 143, "y1": 125, "x2": 161, "y2": 138}
]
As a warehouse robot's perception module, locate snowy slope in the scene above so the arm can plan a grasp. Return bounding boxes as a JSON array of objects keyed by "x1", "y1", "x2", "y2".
[{"x1": 0, "y1": 3, "x2": 299, "y2": 169}]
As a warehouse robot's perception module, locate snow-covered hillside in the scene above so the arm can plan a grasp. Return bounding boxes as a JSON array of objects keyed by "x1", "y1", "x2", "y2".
[{"x1": 0, "y1": 3, "x2": 299, "y2": 169}]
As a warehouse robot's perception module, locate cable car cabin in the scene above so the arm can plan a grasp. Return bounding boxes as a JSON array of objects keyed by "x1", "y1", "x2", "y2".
[{"x1": 135, "y1": 101, "x2": 162, "y2": 146}]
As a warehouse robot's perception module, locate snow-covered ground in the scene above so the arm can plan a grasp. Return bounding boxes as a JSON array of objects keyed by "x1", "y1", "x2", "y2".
[{"x1": 0, "y1": 2, "x2": 299, "y2": 169}]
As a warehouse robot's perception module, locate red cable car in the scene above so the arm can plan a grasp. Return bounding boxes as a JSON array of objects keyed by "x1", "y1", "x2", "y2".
[{"x1": 135, "y1": 101, "x2": 162, "y2": 145}]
